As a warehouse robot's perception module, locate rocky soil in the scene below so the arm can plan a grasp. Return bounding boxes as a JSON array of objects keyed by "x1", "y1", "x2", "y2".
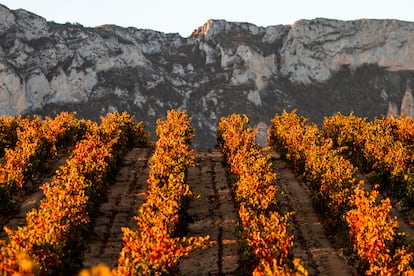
[
  {"x1": 272, "y1": 152, "x2": 352, "y2": 276},
  {"x1": 83, "y1": 148, "x2": 152, "y2": 268}
]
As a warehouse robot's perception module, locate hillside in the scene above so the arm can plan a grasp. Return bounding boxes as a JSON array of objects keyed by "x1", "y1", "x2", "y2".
[{"x1": 2, "y1": 4, "x2": 414, "y2": 147}]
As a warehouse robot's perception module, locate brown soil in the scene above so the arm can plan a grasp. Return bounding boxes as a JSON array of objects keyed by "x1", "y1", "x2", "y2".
[
  {"x1": 83, "y1": 147, "x2": 152, "y2": 268},
  {"x1": 393, "y1": 204, "x2": 414, "y2": 241},
  {"x1": 271, "y1": 151, "x2": 353, "y2": 276},
  {"x1": 179, "y1": 149, "x2": 239, "y2": 275}
]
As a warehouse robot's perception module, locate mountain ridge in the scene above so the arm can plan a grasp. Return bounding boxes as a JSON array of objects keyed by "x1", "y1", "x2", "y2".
[{"x1": 1, "y1": 4, "x2": 414, "y2": 147}]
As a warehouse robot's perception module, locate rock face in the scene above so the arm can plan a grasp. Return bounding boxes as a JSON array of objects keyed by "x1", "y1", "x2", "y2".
[
  {"x1": 401, "y1": 81, "x2": 414, "y2": 117},
  {"x1": 1, "y1": 5, "x2": 414, "y2": 147},
  {"x1": 281, "y1": 18, "x2": 414, "y2": 83}
]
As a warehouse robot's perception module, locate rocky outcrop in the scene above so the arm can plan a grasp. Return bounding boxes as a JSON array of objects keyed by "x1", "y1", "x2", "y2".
[
  {"x1": 280, "y1": 18, "x2": 414, "y2": 83},
  {"x1": 387, "y1": 102, "x2": 399, "y2": 118},
  {"x1": 400, "y1": 81, "x2": 414, "y2": 117},
  {"x1": 1, "y1": 4, "x2": 414, "y2": 147}
]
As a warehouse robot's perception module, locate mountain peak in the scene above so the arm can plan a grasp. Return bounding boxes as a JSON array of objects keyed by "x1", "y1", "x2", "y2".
[
  {"x1": 191, "y1": 19, "x2": 266, "y2": 40},
  {"x1": 192, "y1": 19, "x2": 215, "y2": 36}
]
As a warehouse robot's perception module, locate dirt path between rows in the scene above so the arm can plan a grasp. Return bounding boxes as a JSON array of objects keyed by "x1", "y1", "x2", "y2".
[
  {"x1": 393, "y1": 204, "x2": 414, "y2": 241},
  {"x1": 179, "y1": 149, "x2": 239, "y2": 275},
  {"x1": 271, "y1": 151, "x2": 352, "y2": 276},
  {"x1": 83, "y1": 147, "x2": 152, "y2": 268},
  {"x1": 0, "y1": 149, "x2": 71, "y2": 239}
]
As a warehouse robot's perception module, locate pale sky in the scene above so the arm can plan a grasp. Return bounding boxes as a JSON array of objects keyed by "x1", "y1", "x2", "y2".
[{"x1": 1, "y1": 0, "x2": 414, "y2": 37}]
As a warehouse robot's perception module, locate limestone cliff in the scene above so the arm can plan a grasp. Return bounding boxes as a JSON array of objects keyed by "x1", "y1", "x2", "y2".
[{"x1": 1, "y1": 4, "x2": 414, "y2": 147}]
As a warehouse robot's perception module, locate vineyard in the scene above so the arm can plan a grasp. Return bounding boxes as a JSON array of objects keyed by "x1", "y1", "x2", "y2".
[{"x1": 1, "y1": 110, "x2": 414, "y2": 275}]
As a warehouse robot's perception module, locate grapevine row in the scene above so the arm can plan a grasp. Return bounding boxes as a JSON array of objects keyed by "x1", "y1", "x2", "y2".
[
  {"x1": 268, "y1": 110, "x2": 413, "y2": 274},
  {"x1": 0, "y1": 112, "x2": 149, "y2": 275},
  {"x1": 0, "y1": 116, "x2": 19, "y2": 158},
  {"x1": 114, "y1": 110, "x2": 209, "y2": 275},
  {"x1": 322, "y1": 113, "x2": 414, "y2": 204},
  {"x1": 0, "y1": 113, "x2": 88, "y2": 211},
  {"x1": 217, "y1": 113, "x2": 307, "y2": 275},
  {"x1": 268, "y1": 110, "x2": 357, "y2": 227}
]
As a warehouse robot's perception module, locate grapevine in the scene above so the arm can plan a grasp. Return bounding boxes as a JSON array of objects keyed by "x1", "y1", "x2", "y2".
[
  {"x1": 218, "y1": 113, "x2": 307, "y2": 275},
  {"x1": 269, "y1": 110, "x2": 414, "y2": 274},
  {"x1": 115, "y1": 110, "x2": 209, "y2": 276},
  {"x1": 0, "y1": 112, "x2": 149, "y2": 275},
  {"x1": 0, "y1": 113, "x2": 88, "y2": 212}
]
